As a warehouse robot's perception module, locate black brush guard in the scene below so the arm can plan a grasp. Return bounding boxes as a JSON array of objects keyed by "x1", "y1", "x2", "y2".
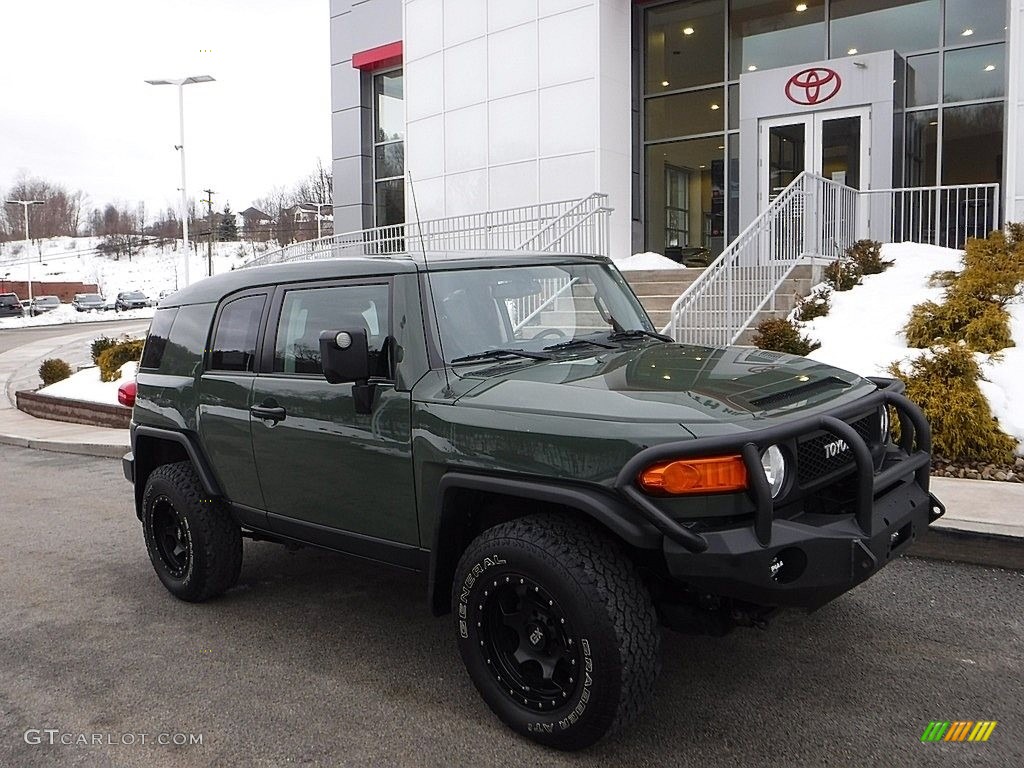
[{"x1": 613, "y1": 378, "x2": 946, "y2": 609}]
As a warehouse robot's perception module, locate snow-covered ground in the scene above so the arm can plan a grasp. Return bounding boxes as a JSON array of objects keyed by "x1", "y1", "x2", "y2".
[
  {"x1": 38, "y1": 361, "x2": 138, "y2": 407},
  {"x1": 0, "y1": 236, "x2": 274, "y2": 329},
  {"x1": 613, "y1": 252, "x2": 686, "y2": 271},
  {"x1": 804, "y1": 242, "x2": 1024, "y2": 449}
]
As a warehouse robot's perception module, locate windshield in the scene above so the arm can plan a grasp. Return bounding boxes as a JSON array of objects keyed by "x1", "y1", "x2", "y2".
[
  {"x1": 429, "y1": 262, "x2": 653, "y2": 363},
  {"x1": 124, "y1": 292, "x2": 146, "y2": 299},
  {"x1": 79, "y1": 294, "x2": 101, "y2": 301},
  {"x1": 37, "y1": 297, "x2": 58, "y2": 305},
  {"x1": 0, "y1": 294, "x2": 18, "y2": 306}
]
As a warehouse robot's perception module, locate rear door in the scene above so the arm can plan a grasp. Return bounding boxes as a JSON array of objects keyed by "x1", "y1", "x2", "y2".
[
  {"x1": 197, "y1": 289, "x2": 269, "y2": 513},
  {"x1": 250, "y1": 278, "x2": 418, "y2": 546}
]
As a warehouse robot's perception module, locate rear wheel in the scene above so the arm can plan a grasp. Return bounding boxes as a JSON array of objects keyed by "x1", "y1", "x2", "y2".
[
  {"x1": 453, "y1": 514, "x2": 660, "y2": 750},
  {"x1": 141, "y1": 461, "x2": 242, "y2": 602}
]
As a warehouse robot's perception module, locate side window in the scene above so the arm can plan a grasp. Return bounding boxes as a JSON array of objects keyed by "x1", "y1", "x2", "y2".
[
  {"x1": 273, "y1": 284, "x2": 390, "y2": 376},
  {"x1": 139, "y1": 308, "x2": 178, "y2": 369},
  {"x1": 210, "y1": 295, "x2": 265, "y2": 372}
]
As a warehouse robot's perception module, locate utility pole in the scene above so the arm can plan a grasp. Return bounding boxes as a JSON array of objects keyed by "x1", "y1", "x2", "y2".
[
  {"x1": 4, "y1": 199, "x2": 44, "y2": 303},
  {"x1": 201, "y1": 188, "x2": 216, "y2": 277}
]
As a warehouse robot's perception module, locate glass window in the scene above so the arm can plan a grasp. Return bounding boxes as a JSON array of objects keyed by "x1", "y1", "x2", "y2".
[
  {"x1": 943, "y1": 44, "x2": 1006, "y2": 103},
  {"x1": 429, "y1": 264, "x2": 653, "y2": 362},
  {"x1": 163, "y1": 303, "x2": 216, "y2": 376},
  {"x1": 374, "y1": 70, "x2": 404, "y2": 142},
  {"x1": 729, "y1": 0, "x2": 826, "y2": 79},
  {"x1": 140, "y1": 308, "x2": 178, "y2": 370},
  {"x1": 645, "y1": 1, "x2": 725, "y2": 92},
  {"x1": 905, "y1": 110, "x2": 938, "y2": 186},
  {"x1": 274, "y1": 284, "x2": 390, "y2": 375},
  {"x1": 942, "y1": 103, "x2": 1004, "y2": 184},
  {"x1": 210, "y1": 295, "x2": 265, "y2": 372},
  {"x1": 728, "y1": 84, "x2": 739, "y2": 130},
  {"x1": 906, "y1": 53, "x2": 939, "y2": 107},
  {"x1": 645, "y1": 137, "x2": 725, "y2": 258},
  {"x1": 374, "y1": 180, "x2": 405, "y2": 228},
  {"x1": 645, "y1": 87, "x2": 725, "y2": 141},
  {"x1": 944, "y1": 0, "x2": 1006, "y2": 45},
  {"x1": 373, "y1": 69, "x2": 405, "y2": 226},
  {"x1": 830, "y1": 0, "x2": 939, "y2": 57}
]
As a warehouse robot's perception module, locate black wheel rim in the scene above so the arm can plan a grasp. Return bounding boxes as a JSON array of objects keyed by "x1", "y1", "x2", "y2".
[
  {"x1": 152, "y1": 496, "x2": 190, "y2": 577},
  {"x1": 477, "y1": 574, "x2": 580, "y2": 711}
]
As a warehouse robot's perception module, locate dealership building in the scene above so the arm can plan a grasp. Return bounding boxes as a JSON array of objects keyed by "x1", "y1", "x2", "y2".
[{"x1": 329, "y1": 0, "x2": 1023, "y2": 259}]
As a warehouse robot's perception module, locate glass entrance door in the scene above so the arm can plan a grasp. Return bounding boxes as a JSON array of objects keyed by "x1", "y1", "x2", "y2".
[{"x1": 758, "y1": 107, "x2": 871, "y2": 212}]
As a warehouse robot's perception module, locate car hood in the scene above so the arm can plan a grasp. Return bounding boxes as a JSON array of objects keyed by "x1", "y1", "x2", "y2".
[{"x1": 451, "y1": 342, "x2": 876, "y2": 428}]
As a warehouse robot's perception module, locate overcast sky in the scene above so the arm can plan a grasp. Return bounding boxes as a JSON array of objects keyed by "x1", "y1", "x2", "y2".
[{"x1": 0, "y1": 0, "x2": 330, "y2": 220}]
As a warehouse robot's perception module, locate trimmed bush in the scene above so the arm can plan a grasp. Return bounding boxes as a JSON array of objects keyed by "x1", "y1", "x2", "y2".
[
  {"x1": 888, "y1": 345, "x2": 1015, "y2": 464},
  {"x1": 39, "y1": 358, "x2": 72, "y2": 387},
  {"x1": 847, "y1": 239, "x2": 891, "y2": 275},
  {"x1": 752, "y1": 317, "x2": 820, "y2": 356},
  {"x1": 824, "y1": 258, "x2": 861, "y2": 291},
  {"x1": 91, "y1": 336, "x2": 118, "y2": 365},
  {"x1": 928, "y1": 269, "x2": 959, "y2": 288},
  {"x1": 794, "y1": 286, "x2": 831, "y2": 322},
  {"x1": 97, "y1": 338, "x2": 145, "y2": 382},
  {"x1": 957, "y1": 230, "x2": 1024, "y2": 307},
  {"x1": 904, "y1": 295, "x2": 1013, "y2": 354}
]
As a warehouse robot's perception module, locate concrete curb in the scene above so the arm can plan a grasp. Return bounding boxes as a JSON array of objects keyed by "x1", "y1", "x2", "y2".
[{"x1": 0, "y1": 431, "x2": 127, "y2": 459}]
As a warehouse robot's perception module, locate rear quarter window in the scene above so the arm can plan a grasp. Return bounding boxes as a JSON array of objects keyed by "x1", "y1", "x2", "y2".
[{"x1": 139, "y1": 308, "x2": 177, "y2": 369}]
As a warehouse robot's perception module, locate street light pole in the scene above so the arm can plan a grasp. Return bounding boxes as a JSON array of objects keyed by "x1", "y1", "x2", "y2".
[
  {"x1": 145, "y1": 75, "x2": 215, "y2": 287},
  {"x1": 4, "y1": 199, "x2": 44, "y2": 303},
  {"x1": 300, "y1": 201, "x2": 331, "y2": 241}
]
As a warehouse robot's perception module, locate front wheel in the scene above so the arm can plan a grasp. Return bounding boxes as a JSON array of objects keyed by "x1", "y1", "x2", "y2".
[{"x1": 452, "y1": 514, "x2": 660, "y2": 751}]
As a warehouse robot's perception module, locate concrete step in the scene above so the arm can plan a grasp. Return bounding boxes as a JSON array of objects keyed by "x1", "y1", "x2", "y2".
[
  {"x1": 638, "y1": 295, "x2": 685, "y2": 312},
  {"x1": 621, "y1": 268, "x2": 705, "y2": 283},
  {"x1": 627, "y1": 279, "x2": 698, "y2": 296}
]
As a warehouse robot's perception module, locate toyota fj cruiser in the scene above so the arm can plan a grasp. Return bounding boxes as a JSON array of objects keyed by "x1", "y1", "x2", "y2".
[{"x1": 123, "y1": 251, "x2": 944, "y2": 750}]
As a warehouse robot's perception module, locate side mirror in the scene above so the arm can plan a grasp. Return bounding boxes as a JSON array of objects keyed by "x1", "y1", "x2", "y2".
[{"x1": 319, "y1": 329, "x2": 370, "y2": 384}]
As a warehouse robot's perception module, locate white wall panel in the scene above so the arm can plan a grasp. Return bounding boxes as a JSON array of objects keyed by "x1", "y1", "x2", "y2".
[
  {"x1": 540, "y1": 80, "x2": 596, "y2": 156},
  {"x1": 445, "y1": 104, "x2": 488, "y2": 172},
  {"x1": 489, "y1": 93, "x2": 539, "y2": 165},
  {"x1": 488, "y1": 0, "x2": 537, "y2": 33},
  {"x1": 404, "y1": 0, "x2": 443, "y2": 62},
  {"x1": 405, "y1": 52, "x2": 444, "y2": 121},
  {"x1": 406, "y1": 114, "x2": 445, "y2": 180},
  {"x1": 444, "y1": 0, "x2": 487, "y2": 46},
  {"x1": 539, "y1": 6, "x2": 596, "y2": 88},
  {"x1": 444, "y1": 38, "x2": 488, "y2": 110},
  {"x1": 486, "y1": 23, "x2": 539, "y2": 99},
  {"x1": 489, "y1": 161, "x2": 540, "y2": 210}
]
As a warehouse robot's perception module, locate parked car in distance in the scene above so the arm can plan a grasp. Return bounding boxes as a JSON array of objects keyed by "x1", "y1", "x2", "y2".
[
  {"x1": 72, "y1": 293, "x2": 106, "y2": 312},
  {"x1": 29, "y1": 295, "x2": 61, "y2": 316},
  {"x1": 0, "y1": 293, "x2": 24, "y2": 318},
  {"x1": 115, "y1": 291, "x2": 151, "y2": 312}
]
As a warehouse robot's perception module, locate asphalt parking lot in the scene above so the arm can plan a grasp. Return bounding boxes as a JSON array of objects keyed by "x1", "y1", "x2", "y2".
[{"x1": 1, "y1": 443, "x2": 1021, "y2": 768}]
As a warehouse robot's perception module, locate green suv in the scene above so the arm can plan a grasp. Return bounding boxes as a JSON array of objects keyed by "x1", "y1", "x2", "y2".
[{"x1": 123, "y1": 251, "x2": 943, "y2": 750}]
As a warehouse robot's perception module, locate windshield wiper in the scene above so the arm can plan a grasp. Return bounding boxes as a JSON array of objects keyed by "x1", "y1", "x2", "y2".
[
  {"x1": 450, "y1": 348, "x2": 553, "y2": 365},
  {"x1": 606, "y1": 329, "x2": 674, "y2": 343},
  {"x1": 543, "y1": 338, "x2": 615, "y2": 351}
]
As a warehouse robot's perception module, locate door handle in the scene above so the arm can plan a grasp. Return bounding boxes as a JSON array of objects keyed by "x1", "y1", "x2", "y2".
[{"x1": 250, "y1": 403, "x2": 287, "y2": 423}]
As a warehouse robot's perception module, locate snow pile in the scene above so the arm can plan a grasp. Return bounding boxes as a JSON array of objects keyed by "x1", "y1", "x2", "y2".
[
  {"x1": 805, "y1": 242, "x2": 1024, "y2": 448},
  {"x1": 613, "y1": 252, "x2": 686, "y2": 271},
  {"x1": 38, "y1": 361, "x2": 138, "y2": 407}
]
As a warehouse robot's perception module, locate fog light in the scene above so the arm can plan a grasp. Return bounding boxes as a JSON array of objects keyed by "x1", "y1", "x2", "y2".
[{"x1": 760, "y1": 445, "x2": 786, "y2": 498}]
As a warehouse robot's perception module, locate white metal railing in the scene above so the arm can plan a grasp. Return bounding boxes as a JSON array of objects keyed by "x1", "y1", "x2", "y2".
[
  {"x1": 245, "y1": 193, "x2": 612, "y2": 268},
  {"x1": 859, "y1": 184, "x2": 1000, "y2": 249},
  {"x1": 662, "y1": 172, "x2": 858, "y2": 347}
]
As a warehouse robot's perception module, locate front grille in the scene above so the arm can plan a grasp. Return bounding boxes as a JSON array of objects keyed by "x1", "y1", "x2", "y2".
[{"x1": 796, "y1": 414, "x2": 875, "y2": 485}]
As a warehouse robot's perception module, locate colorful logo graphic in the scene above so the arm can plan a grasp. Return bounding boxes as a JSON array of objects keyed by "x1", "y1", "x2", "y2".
[
  {"x1": 785, "y1": 67, "x2": 842, "y2": 105},
  {"x1": 921, "y1": 721, "x2": 997, "y2": 742}
]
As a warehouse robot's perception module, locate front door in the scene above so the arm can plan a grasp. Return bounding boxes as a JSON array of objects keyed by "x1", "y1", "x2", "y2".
[
  {"x1": 759, "y1": 107, "x2": 871, "y2": 208},
  {"x1": 249, "y1": 279, "x2": 418, "y2": 547}
]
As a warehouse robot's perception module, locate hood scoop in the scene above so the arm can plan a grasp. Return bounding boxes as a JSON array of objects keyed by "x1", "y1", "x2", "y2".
[{"x1": 748, "y1": 376, "x2": 851, "y2": 411}]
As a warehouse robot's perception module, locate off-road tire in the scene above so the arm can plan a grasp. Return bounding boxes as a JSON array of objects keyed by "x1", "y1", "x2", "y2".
[
  {"x1": 453, "y1": 514, "x2": 660, "y2": 751},
  {"x1": 142, "y1": 461, "x2": 242, "y2": 602}
]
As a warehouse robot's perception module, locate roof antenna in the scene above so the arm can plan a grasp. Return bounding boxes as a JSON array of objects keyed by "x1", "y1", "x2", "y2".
[{"x1": 407, "y1": 171, "x2": 451, "y2": 391}]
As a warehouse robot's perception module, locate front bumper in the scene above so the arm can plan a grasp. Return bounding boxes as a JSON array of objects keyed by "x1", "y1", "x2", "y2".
[{"x1": 615, "y1": 378, "x2": 945, "y2": 609}]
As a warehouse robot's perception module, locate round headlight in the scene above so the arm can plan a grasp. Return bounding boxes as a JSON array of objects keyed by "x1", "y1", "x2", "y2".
[
  {"x1": 760, "y1": 445, "x2": 786, "y2": 498},
  {"x1": 879, "y1": 405, "x2": 891, "y2": 444}
]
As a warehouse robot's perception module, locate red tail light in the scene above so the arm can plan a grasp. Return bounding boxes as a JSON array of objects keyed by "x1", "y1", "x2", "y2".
[{"x1": 118, "y1": 381, "x2": 137, "y2": 408}]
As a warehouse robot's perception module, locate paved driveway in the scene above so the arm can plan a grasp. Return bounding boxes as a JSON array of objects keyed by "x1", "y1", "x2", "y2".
[{"x1": 0, "y1": 445, "x2": 1021, "y2": 767}]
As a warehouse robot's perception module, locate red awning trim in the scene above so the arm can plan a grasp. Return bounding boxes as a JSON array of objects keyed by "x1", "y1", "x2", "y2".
[{"x1": 352, "y1": 41, "x2": 403, "y2": 71}]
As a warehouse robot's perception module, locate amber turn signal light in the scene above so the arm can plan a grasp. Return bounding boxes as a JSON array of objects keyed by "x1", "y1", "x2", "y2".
[{"x1": 638, "y1": 455, "x2": 748, "y2": 495}]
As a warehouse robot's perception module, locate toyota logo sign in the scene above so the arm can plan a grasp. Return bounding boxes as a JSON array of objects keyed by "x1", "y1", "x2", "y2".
[{"x1": 785, "y1": 67, "x2": 842, "y2": 106}]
